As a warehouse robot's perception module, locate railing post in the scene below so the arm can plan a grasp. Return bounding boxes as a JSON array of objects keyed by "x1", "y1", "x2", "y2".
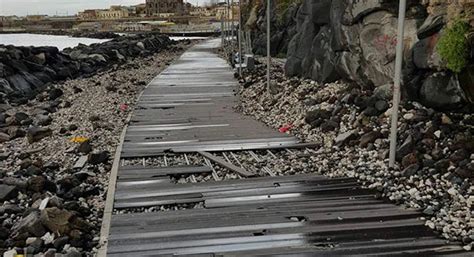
[
  {"x1": 389, "y1": 0, "x2": 407, "y2": 168},
  {"x1": 231, "y1": 0, "x2": 235, "y2": 41},
  {"x1": 221, "y1": 15, "x2": 224, "y2": 46}
]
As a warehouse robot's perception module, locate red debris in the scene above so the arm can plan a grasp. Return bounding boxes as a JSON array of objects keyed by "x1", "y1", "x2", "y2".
[
  {"x1": 279, "y1": 124, "x2": 293, "y2": 133},
  {"x1": 119, "y1": 104, "x2": 128, "y2": 112}
]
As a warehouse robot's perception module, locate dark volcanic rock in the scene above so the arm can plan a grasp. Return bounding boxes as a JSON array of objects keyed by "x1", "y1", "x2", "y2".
[
  {"x1": 11, "y1": 211, "x2": 46, "y2": 238},
  {"x1": 0, "y1": 132, "x2": 10, "y2": 142},
  {"x1": 1, "y1": 33, "x2": 174, "y2": 103},
  {"x1": 27, "y1": 176, "x2": 56, "y2": 193},
  {"x1": 77, "y1": 140, "x2": 92, "y2": 154},
  {"x1": 26, "y1": 126, "x2": 52, "y2": 143},
  {"x1": 48, "y1": 88, "x2": 63, "y2": 100},
  {"x1": 268, "y1": 0, "x2": 473, "y2": 110},
  {"x1": 0, "y1": 184, "x2": 17, "y2": 201},
  {"x1": 88, "y1": 151, "x2": 110, "y2": 165},
  {"x1": 419, "y1": 73, "x2": 466, "y2": 109}
]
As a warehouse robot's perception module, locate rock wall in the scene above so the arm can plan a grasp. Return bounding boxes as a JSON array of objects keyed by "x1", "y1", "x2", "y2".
[
  {"x1": 0, "y1": 34, "x2": 175, "y2": 104},
  {"x1": 283, "y1": 0, "x2": 473, "y2": 110},
  {"x1": 245, "y1": 0, "x2": 301, "y2": 57}
]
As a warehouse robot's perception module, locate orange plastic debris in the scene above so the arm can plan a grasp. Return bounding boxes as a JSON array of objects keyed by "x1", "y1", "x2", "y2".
[{"x1": 70, "y1": 136, "x2": 89, "y2": 143}]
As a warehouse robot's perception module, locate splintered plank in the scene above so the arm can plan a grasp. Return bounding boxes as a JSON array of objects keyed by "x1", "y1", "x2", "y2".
[
  {"x1": 198, "y1": 151, "x2": 255, "y2": 177},
  {"x1": 118, "y1": 165, "x2": 213, "y2": 179}
]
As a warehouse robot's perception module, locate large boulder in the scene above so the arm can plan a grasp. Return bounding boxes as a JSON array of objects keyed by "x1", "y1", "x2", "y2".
[
  {"x1": 280, "y1": 0, "x2": 471, "y2": 110},
  {"x1": 419, "y1": 72, "x2": 466, "y2": 109},
  {"x1": 6, "y1": 74, "x2": 33, "y2": 95},
  {"x1": 0, "y1": 78, "x2": 13, "y2": 94}
]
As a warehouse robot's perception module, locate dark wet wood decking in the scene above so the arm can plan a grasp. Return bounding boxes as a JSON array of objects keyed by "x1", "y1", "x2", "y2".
[{"x1": 105, "y1": 39, "x2": 467, "y2": 256}]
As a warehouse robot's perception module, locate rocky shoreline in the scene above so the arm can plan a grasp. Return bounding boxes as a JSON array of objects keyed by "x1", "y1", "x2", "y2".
[
  {"x1": 1, "y1": 33, "x2": 179, "y2": 105},
  {"x1": 236, "y1": 60, "x2": 473, "y2": 250},
  {"x1": 0, "y1": 31, "x2": 121, "y2": 40},
  {"x1": 0, "y1": 39, "x2": 192, "y2": 256}
]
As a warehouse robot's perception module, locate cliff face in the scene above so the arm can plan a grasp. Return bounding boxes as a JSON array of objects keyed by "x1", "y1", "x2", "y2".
[
  {"x1": 284, "y1": 0, "x2": 474, "y2": 110},
  {"x1": 245, "y1": 0, "x2": 474, "y2": 110},
  {"x1": 245, "y1": 0, "x2": 301, "y2": 57}
]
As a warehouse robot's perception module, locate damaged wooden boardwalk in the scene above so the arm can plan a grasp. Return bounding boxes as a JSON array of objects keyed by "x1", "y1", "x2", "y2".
[{"x1": 100, "y1": 39, "x2": 467, "y2": 256}]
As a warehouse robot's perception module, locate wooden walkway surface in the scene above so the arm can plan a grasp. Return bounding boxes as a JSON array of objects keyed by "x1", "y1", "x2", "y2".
[{"x1": 102, "y1": 39, "x2": 467, "y2": 256}]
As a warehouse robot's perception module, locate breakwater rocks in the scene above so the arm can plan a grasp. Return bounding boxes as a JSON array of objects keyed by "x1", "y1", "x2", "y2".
[
  {"x1": 69, "y1": 31, "x2": 120, "y2": 39},
  {"x1": 236, "y1": 61, "x2": 473, "y2": 250},
  {"x1": 0, "y1": 34, "x2": 177, "y2": 104},
  {"x1": 0, "y1": 42, "x2": 190, "y2": 256}
]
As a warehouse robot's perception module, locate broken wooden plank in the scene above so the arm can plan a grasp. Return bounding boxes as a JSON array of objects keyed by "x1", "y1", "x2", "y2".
[{"x1": 198, "y1": 151, "x2": 255, "y2": 177}]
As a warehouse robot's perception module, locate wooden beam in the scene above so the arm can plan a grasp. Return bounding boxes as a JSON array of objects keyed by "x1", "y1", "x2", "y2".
[{"x1": 198, "y1": 151, "x2": 255, "y2": 177}]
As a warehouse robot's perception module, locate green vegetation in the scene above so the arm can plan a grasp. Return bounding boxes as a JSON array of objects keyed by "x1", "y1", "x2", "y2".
[{"x1": 437, "y1": 19, "x2": 470, "y2": 73}]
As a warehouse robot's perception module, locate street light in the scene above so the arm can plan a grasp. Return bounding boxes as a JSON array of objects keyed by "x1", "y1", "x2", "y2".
[
  {"x1": 388, "y1": 0, "x2": 407, "y2": 168},
  {"x1": 266, "y1": 0, "x2": 270, "y2": 92},
  {"x1": 238, "y1": 0, "x2": 243, "y2": 77}
]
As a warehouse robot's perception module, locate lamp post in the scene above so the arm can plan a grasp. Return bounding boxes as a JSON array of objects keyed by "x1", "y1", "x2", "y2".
[
  {"x1": 231, "y1": 0, "x2": 235, "y2": 41},
  {"x1": 238, "y1": 0, "x2": 243, "y2": 77},
  {"x1": 266, "y1": 0, "x2": 271, "y2": 92},
  {"x1": 388, "y1": 0, "x2": 407, "y2": 168}
]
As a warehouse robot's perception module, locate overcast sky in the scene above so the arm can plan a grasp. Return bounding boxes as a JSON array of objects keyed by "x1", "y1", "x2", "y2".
[{"x1": 0, "y1": 0, "x2": 209, "y2": 16}]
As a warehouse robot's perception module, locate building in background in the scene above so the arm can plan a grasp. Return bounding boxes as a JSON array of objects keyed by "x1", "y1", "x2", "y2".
[
  {"x1": 190, "y1": 6, "x2": 215, "y2": 17},
  {"x1": 146, "y1": 0, "x2": 185, "y2": 16},
  {"x1": 25, "y1": 15, "x2": 48, "y2": 22},
  {"x1": 78, "y1": 10, "x2": 97, "y2": 20},
  {"x1": 96, "y1": 6, "x2": 130, "y2": 20},
  {"x1": 134, "y1": 4, "x2": 148, "y2": 17},
  {"x1": 214, "y1": 2, "x2": 238, "y2": 20},
  {"x1": 74, "y1": 22, "x2": 102, "y2": 31}
]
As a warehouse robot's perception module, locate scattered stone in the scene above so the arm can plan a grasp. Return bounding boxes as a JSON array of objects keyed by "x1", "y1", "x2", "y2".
[
  {"x1": 26, "y1": 126, "x2": 52, "y2": 143},
  {"x1": 0, "y1": 132, "x2": 10, "y2": 142},
  {"x1": 48, "y1": 88, "x2": 63, "y2": 100},
  {"x1": 53, "y1": 236, "x2": 69, "y2": 250},
  {"x1": 334, "y1": 130, "x2": 357, "y2": 147},
  {"x1": 374, "y1": 100, "x2": 389, "y2": 112},
  {"x1": 402, "y1": 153, "x2": 418, "y2": 168},
  {"x1": 73, "y1": 156, "x2": 88, "y2": 170},
  {"x1": 3, "y1": 249, "x2": 16, "y2": 257},
  {"x1": 88, "y1": 151, "x2": 110, "y2": 165},
  {"x1": 403, "y1": 113, "x2": 415, "y2": 120},
  {"x1": 68, "y1": 124, "x2": 78, "y2": 131},
  {"x1": 0, "y1": 151, "x2": 10, "y2": 161},
  {"x1": 0, "y1": 184, "x2": 17, "y2": 201},
  {"x1": 396, "y1": 135, "x2": 414, "y2": 158},
  {"x1": 11, "y1": 211, "x2": 46, "y2": 238},
  {"x1": 77, "y1": 140, "x2": 92, "y2": 154},
  {"x1": 36, "y1": 114, "x2": 52, "y2": 126},
  {"x1": 27, "y1": 176, "x2": 56, "y2": 193},
  {"x1": 359, "y1": 131, "x2": 382, "y2": 147},
  {"x1": 40, "y1": 207, "x2": 74, "y2": 235},
  {"x1": 441, "y1": 114, "x2": 453, "y2": 125},
  {"x1": 8, "y1": 126, "x2": 26, "y2": 139}
]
